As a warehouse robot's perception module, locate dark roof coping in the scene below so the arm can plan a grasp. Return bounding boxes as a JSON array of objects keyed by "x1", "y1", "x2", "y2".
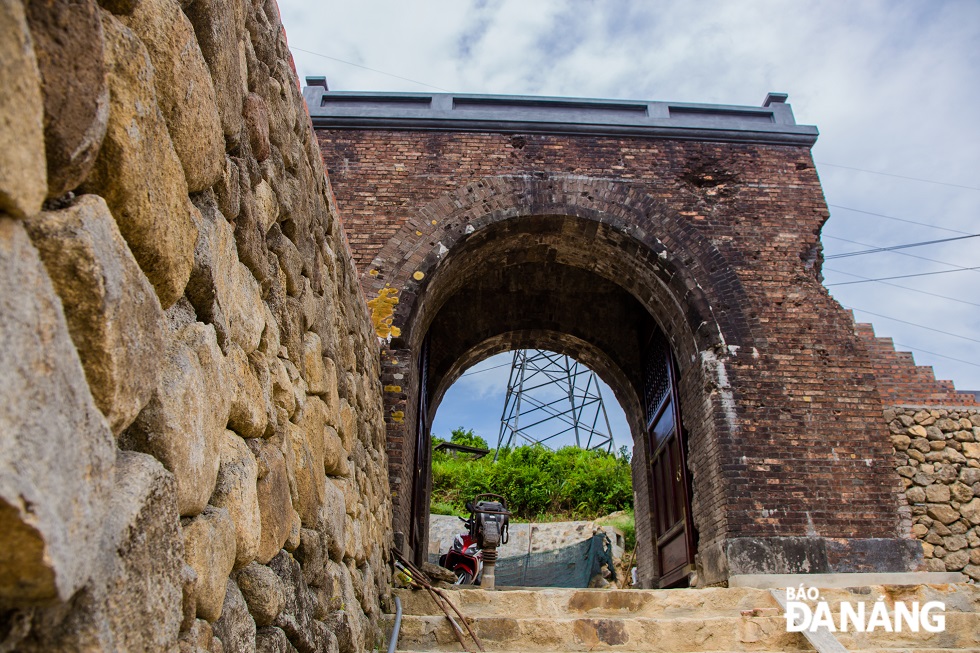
[{"x1": 304, "y1": 87, "x2": 818, "y2": 147}]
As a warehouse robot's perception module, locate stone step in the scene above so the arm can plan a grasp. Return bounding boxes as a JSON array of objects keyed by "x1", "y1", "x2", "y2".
[
  {"x1": 395, "y1": 613, "x2": 980, "y2": 651},
  {"x1": 388, "y1": 585, "x2": 980, "y2": 652},
  {"x1": 396, "y1": 584, "x2": 980, "y2": 618},
  {"x1": 395, "y1": 614, "x2": 812, "y2": 652},
  {"x1": 396, "y1": 587, "x2": 785, "y2": 618}
]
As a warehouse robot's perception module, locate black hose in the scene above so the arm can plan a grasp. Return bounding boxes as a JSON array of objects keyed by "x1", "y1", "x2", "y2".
[{"x1": 387, "y1": 595, "x2": 402, "y2": 653}]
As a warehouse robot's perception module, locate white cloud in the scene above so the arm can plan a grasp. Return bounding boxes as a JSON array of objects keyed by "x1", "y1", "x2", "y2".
[{"x1": 280, "y1": 0, "x2": 980, "y2": 396}]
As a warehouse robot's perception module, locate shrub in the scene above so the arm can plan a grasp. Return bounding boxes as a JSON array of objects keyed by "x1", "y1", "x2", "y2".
[{"x1": 430, "y1": 439, "x2": 633, "y2": 522}]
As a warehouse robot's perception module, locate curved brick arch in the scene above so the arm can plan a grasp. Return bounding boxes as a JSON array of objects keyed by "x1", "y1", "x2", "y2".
[
  {"x1": 364, "y1": 174, "x2": 757, "y2": 363},
  {"x1": 369, "y1": 174, "x2": 762, "y2": 586}
]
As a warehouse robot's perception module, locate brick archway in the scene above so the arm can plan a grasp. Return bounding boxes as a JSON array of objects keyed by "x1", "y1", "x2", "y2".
[
  {"x1": 319, "y1": 118, "x2": 917, "y2": 586},
  {"x1": 368, "y1": 174, "x2": 756, "y2": 586}
]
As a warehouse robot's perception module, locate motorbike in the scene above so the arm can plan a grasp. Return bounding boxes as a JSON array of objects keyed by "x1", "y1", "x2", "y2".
[
  {"x1": 439, "y1": 519, "x2": 483, "y2": 585},
  {"x1": 438, "y1": 494, "x2": 511, "y2": 585}
]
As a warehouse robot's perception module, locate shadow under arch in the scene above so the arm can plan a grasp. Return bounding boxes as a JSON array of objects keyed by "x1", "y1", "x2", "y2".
[{"x1": 369, "y1": 174, "x2": 759, "y2": 587}]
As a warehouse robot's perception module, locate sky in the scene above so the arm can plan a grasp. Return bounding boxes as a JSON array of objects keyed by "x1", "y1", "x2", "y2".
[{"x1": 278, "y1": 0, "x2": 980, "y2": 447}]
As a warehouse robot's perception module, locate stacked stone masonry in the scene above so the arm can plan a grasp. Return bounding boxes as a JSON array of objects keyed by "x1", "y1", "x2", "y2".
[
  {"x1": 0, "y1": 0, "x2": 391, "y2": 651},
  {"x1": 888, "y1": 407, "x2": 980, "y2": 582}
]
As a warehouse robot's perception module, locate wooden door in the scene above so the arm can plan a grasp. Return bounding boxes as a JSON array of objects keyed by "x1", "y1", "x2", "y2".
[
  {"x1": 643, "y1": 331, "x2": 695, "y2": 588},
  {"x1": 410, "y1": 337, "x2": 431, "y2": 565}
]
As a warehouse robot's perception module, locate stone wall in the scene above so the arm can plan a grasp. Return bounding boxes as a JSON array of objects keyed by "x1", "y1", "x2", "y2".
[
  {"x1": 888, "y1": 407, "x2": 980, "y2": 582},
  {"x1": 0, "y1": 0, "x2": 391, "y2": 651}
]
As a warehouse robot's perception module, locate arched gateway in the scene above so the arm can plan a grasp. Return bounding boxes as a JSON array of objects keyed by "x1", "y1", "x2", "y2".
[{"x1": 307, "y1": 87, "x2": 920, "y2": 587}]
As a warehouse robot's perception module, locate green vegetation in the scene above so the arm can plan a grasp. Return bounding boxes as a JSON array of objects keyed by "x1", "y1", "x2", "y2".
[
  {"x1": 596, "y1": 508, "x2": 636, "y2": 552},
  {"x1": 430, "y1": 428, "x2": 633, "y2": 522}
]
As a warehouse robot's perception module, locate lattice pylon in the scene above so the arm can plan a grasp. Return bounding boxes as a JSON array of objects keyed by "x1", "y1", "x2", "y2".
[{"x1": 494, "y1": 349, "x2": 616, "y2": 460}]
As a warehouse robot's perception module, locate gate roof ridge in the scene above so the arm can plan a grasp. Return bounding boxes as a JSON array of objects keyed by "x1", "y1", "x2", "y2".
[{"x1": 304, "y1": 86, "x2": 818, "y2": 146}]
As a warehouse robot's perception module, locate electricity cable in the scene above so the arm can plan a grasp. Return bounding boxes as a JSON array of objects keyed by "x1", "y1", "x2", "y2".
[
  {"x1": 828, "y1": 205, "x2": 971, "y2": 236},
  {"x1": 460, "y1": 361, "x2": 512, "y2": 377},
  {"x1": 822, "y1": 235, "x2": 979, "y2": 272},
  {"x1": 826, "y1": 267, "x2": 980, "y2": 286},
  {"x1": 825, "y1": 233, "x2": 980, "y2": 259},
  {"x1": 823, "y1": 267, "x2": 980, "y2": 309},
  {"x1": 289, "y1": 45, "x2": 452, "y2": 92},
  {"x1": 817, "y1": 162, "x2": 980, "y2": 192},
  {"x1": 844, "y1": 306, "x2": 980, "y2": 345},
  {"x1": 890, "y1": 343, "x2": 980, "y2": 370}
]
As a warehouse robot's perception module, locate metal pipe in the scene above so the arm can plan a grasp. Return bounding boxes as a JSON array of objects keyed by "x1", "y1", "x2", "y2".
[
  {"x1": 387, "y1": 595, "x2": 402, "y2": 653},
  {"x1": 482, "y1": 548, "x2": 497, "y2": 590}
]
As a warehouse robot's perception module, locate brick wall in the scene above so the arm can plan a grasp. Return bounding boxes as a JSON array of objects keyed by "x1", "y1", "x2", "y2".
[
  {"x1": 317, "y1": 127, "x2": 911, "y2": 582},
  {"x1": 857, "y1": 321, "x2": 980, "y2": 407}
]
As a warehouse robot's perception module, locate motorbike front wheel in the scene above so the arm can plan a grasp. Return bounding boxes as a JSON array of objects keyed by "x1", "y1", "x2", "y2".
[{"x1": 454, "y1": 569, "x2": 473, "y2": 585}]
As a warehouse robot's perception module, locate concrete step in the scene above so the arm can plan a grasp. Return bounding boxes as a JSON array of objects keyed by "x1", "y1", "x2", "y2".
[
  {"x1": 396, "y1": 613, "x2": 811, "y2": 651},
  {"x1": 388, "y1": 584, "x2": 980, "y2": 652},
  {"x1": 396, "y1": 587, "x2": 787, "y2": 619}
]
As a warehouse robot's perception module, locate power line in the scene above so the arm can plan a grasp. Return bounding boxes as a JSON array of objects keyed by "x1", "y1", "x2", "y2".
[
  {"x1": 823, "y1": 267, "x2": 980, "y2": 309},
  {"x1": 828, "y1": 205, "x2": 971, "y2": 236},
  {"x1": 825, "y1": 233, "x2": 980, "y2": 260},
  {"x1": 845, "y1": 306, "x2": 980, "y2": 345},
  {"x1": 289, "y1": 45, "x2": 452, "y2": 92},
  {"x1": 891, "y1": 343, "x2": 980, "y2": 370},
  {"x1": 461, "y1": 361, "x2": 512, "y2": 377},
  {"x1": 826, "y1": 266, "x2": 980, "y2": 286},
  {"x1": 822, "y1": 234, "x2": 979, "y2": 272},
  {"x1": 818, "y1": 162, "x2": 980, "y2": 192}
]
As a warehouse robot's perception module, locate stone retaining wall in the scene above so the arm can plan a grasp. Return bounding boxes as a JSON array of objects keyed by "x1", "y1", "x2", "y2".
[
  {"x1": 888, "y1": 407, "x2": 980, "y2": 581},
  {"x1": 0, "y1": 0, "x2": 391, "y2": 650}
]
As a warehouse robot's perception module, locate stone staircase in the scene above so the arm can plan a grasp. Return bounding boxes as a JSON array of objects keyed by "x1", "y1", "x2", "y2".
[{"x1": 387, "y1": 584, "x2": 980, "y2": 652}]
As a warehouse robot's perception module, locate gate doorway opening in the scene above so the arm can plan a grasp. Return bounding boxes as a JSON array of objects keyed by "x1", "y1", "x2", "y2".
[
  {"x1": 428, "y1": 348, "x2": 676, "y2": 588},
  {"x1": 378, "y1": 205, "x2": 726, "y2": 588}
]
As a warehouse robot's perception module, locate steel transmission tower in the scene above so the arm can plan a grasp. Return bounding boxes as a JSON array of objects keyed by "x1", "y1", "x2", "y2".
[{"x1": 494, "y1": 349, "x2": 616, "y2": 460}]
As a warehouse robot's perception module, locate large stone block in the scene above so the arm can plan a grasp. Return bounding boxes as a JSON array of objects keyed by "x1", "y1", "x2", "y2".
[
  {"x1": 236, "y1": 561, "x2": 286, "y2": 627},
  {"x1": 119, "y1": 0, "x2": 223, "y2": 192},
  {"x1": 255, "y1": 626, "x2": 292, "y2": 653},
  {"x1": 215, "y1": 156, "x2": 242, "y2": 220},
  {"x1": 0, "y1": 219, "x2": 114, "y2": 606},
  {"x1": 122, "y1": 322, "x2": 231, "y2": 516},
  {"x1": 183, "y1": 506, "x2": 237, "y2": 623},
  {"x1": 320, "y1": 480, "x2": 347, "y2": 563},
  {"x1": 81, "y1": 12, "x2": 197, "y2": 308},
  {"x1": 268, "y1": 550, "x2": 336, "y2": 653},
  {"x1": 323, "y1": 425, "x2": 349, "y2": 478},
  {"x1": 337, "y1": 400, "x2": 357, "y2": 455},
  {"x1": 25, "y1": 194, "x2": 165, "y2": 436},
  {"x1": 98, "y1": 451, "x2": 185, "y2": 648},
  {"x1": 286, "y1": 419, "x2": 326, "y2": 528},
  {"x1": 188, "y1": 191, "x2": 265, "y2": 355},
  {"x1": 248, "y1": 437, "x2": 294, "y2": 563},
  {"x1": 245, "y1": 93, "x2": 272, "y2": 163},
  {"x1": 211, "y1": 430, "x2": 262, "y2": 569},
  {"x1": 213, "y1": 578, "x2": 257, "y2": 653},
  {"x1": 301, "y1": 331, "x2": 328, "y2": 395},
  {"x1": 24, "y1": 0, "x2": 109, "y2": 198},
  {"x1": 227, "y1": 343, "x2": 269, "y2": 438},
  {"x1": 184, "y1": 0, "x2": 245, "y2": 147},
  {"x1": 0, "y1": 0, "x2": 46, "y2": 218},
  {"x1": 10, "y1": 451, "x2": 184, "y2": 650}
]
